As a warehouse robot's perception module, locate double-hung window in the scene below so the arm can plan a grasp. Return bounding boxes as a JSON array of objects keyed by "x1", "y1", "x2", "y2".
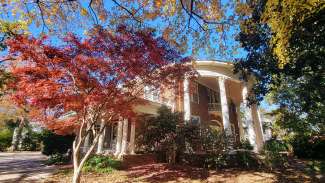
[{"x1": 190, "y1": 82, "x2": 199, "y2": 104}]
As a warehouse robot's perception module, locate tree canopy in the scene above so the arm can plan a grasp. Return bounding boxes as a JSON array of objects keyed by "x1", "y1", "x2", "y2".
[
  {"x1": 0, "y1": 0, "x2": 252, "y2": 58},
  {"x1": 235, "y1": 0, "x2": 325, "y2": 135},
  {"x1": 6, "y1": 25, "x2": 192, "y2": 134}
]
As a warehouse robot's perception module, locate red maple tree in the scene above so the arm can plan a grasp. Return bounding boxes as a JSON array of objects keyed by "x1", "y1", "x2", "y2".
[{"x1": 6, "y1": 25, "x2": 192, "y2": 183}]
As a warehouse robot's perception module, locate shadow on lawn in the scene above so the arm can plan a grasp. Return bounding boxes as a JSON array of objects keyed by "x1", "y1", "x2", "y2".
[
  {"x1": 126, "y1": 163, "x2": 274, "y2": 183},
  {"x1": 126, "y1": 163, "x2": 209, "y2": 182},
  {"x1": 126, "y1": 159, "x2": 324, "y2": 183},
  {"x1": 271, "y1": 158, "x2": 324, "y2": 183}
]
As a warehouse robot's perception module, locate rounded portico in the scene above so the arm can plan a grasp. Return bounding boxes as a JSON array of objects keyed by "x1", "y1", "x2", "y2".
[{"x1": 183, "y1": 60, "x2": 264, "y2": 152}]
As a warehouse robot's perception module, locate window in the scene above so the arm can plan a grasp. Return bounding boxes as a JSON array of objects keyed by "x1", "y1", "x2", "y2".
[
  {"x1": 190, "y1": 82, "x2": 199, "y2": 104},
  {"x1": 190, "y1": 115, "x2": 201, "y2": 125},
  {"x1": 144, "y1": 85, "x2": 160, "y2": 102},
  {"x1": 208, "y1": 88, "x2": 219, "y2": 104}
]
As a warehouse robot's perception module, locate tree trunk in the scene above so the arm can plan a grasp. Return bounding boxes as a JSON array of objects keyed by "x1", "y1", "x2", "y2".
[
  {"x1": 10, "y1": 118, "x2": 24, "y2": 151},
  {"x1": 72, "y1": 165, "x2": 81, "y2": 183},
  {"x1": 72, "y1": 122, "x2": 106, "y2": 183},
  {"x1": 18, "y1": 129, "x2": 27, "y2": 150}
]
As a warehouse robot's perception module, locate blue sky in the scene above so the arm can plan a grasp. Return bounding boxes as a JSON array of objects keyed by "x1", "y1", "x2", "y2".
[{"x1": 0, "y1": 1, "x2": 274, "y2": 111}]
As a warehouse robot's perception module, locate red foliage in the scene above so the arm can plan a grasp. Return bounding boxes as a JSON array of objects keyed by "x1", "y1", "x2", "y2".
[{"x1": 6, "y1": 25, "x2": 192, "y2": 135}]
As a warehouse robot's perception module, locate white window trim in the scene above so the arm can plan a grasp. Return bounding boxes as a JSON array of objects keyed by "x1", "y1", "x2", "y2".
[{"x1": 190, "y1": 82, "x2": 199, "y2": 104}]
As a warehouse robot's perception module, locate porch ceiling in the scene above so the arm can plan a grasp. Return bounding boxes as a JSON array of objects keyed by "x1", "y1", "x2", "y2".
[{"x1": 197, "y1": 77, "x2": 243, "y2": 104}]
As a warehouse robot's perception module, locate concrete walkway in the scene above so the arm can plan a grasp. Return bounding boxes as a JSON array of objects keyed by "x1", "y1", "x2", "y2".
[{"x1": 0, "y1": 151, "x2": 56, "y2": 183}]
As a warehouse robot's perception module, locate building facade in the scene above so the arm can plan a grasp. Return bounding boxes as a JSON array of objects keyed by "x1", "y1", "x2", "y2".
[{"x1": 83, "y1": 61, "x2": 265, "y2": 157}]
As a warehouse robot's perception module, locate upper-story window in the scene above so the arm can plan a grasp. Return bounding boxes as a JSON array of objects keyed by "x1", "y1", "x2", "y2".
[
  {"x1": 208, "y1": 88, "x2": 219, "y2": 104},
  {"x1": 144, "y1": 85, "x2": 160, "y2": 102},
  {"x1": 190, "y1": 82, "x2": 199, "y2": 104}
]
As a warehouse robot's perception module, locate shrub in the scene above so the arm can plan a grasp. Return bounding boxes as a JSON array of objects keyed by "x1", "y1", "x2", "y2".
[
  {"x1": 237, "y1": 139, "x2": 254, "y2": 150},
  {"x1": 137, "y1": 105, "x2": 179, "y2": 152},
  {"x1": 264, "y1": 138, "x2": 289, "y2": 152},
  {"x1": 262, "y1": 139, "x2": 289, "y2": 168},
  {"x1": 0, "y1": 128, "x2": 13, "y2": 151},
  {"x1": 46, "y1": 153, "x2": 70, "y2": 165},
  {"x1": 306, "y1": 160, "x2": 325, "y2": 174},
  {"x1": 232, "y1": 151, "x2": 261, "y2": 169},
  {"x1": 19, "y1": 129, "x2": 42, "y2": 151},
  {"x1": 137, "y1": 106, "x2": 232, "y2": 167},
  {"x1": 204, "y1": 153, "x2": 230, "y2": 169},
  {"x1": 176, "y1": 126, "x2": 232, "y2": 169},
  {"x1": 41, "y1": 129, "x2": 74, "y2": 156},
  {"x1": 83, "y1": 155, "x2": 121, "y2": 173},
  {"x1": 291, "y1": 135, "x2": 325, "y2": 159}
]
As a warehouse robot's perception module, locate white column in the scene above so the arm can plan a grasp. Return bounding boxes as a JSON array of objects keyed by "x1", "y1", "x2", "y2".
[
  {"x1": 241, "y1": 84, "x2": 258, "y2": 151},
  {"x1": 118, "y1": 118, "x2": 129, "y2": 158},
  {"x1": 183, "y1": 78, "x2": 191, "y2": 122},
  {"x1": 257, "y1": 108, "x2": 265, "y2": 143},
  {"x1": 97, "y1": 119, "x2": 106, "y2": 154},
  {"x1": 114, "y1": 119, "x2": 123, "y2": 156},
  {"x1": 236, "y1": 104, "x2": 245, "y2": 141},
  {"x1": 251, "y1": 105, "x2": 265, "y2": 151},
  {"x1": 129, "y1": 120, "x2": 136, "y2": 154},
  {"x1": 218, "y1": 77, "x2": 232, "y2": 136}
]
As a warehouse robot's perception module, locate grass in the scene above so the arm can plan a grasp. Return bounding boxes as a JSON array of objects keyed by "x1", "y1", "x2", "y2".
[{"x1": 82, "y1": 155, "x2": 121, "y2": 173}]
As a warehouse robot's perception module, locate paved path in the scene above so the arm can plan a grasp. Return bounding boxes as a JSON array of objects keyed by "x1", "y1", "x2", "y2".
[{"x1": 0, "y1": 151, "x2": 56, "y2": 183}]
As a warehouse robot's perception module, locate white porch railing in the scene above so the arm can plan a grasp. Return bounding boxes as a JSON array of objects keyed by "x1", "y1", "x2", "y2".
[{"x1": 208, "y1": 103, "x2": 221, "y2": 112}]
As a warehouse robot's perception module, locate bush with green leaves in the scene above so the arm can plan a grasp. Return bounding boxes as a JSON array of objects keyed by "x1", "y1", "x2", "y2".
[
  {"x1": 19, "y1": 128, "x2": 42, "y2": 151},
  {"x1": 306, "y1": 160, "x2": 325, "y2": 174},
  {"x1": 264, "y1": 138, "x2": 289, "y2": 152},
  {"x1": 262, "y1": 138, "x2": 289, "y2": 168},
  {"x1": 0, "y1": 128, "x2": 13, "y2": 151},
  {"x1": 46, "y1": 153, "x2": 70, "y2": 165},
  {"x1": 232, "y1": 151, "x2": 261, "y2": 169},
  {"x1": 41, "y1": 129, "x2": 74, "y2": 156},
  {"x1": 291, "y1": 135, "x2": 325, "y2": 160},
  {"x1": 83, "y1": 155, "x2": 121, "y2": 173},
  {"x1": 237, "y1": 139, "x2": 254, "y2": 150},
  {"x1": 137, "y1": 105, "x2": 179, "y2": 152},
  {"x1": 137, "y1": 106, "x2": 233, "y2": 167},
  {"x1": 176, "y1": 125, "x2": 229, "y2": 168}
]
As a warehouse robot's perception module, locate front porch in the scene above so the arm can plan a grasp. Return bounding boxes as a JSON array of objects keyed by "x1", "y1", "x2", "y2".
[
  {"x1": 82, "y1": 118, "x2": 136, "y2": 158},
  {"x1": 183, "y1": 61, "x2": 265, "y2": 151}
]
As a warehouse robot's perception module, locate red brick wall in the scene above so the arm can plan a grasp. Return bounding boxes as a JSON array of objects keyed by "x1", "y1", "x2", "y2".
[{"x1": 191, "y1": 83, "x2": 210, "y2": 122}]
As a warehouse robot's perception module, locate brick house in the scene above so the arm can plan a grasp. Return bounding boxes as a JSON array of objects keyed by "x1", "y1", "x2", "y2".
[{"x1": 83, "y1": 60, "x2": 265, "y2": 157}]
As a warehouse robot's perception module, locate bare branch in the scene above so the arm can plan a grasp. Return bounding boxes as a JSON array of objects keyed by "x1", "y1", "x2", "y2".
[
  {"x1": 88, "y1": 0, "x2": 99, "y2": 24},
  {"x1": 180, "y1": 0, "x2": 206, "y2": 31},
  {"x1": 180, "y1": 0, "x2": 234, "y2": 31},
  {"x1": 0, "y1": 57, "x2": 16, "y2": 63},
  {"x1": 35, "y1": 0, "x2": 50, "y2": 32},
  {"x1": 111, "y1": 0, "x2": 142, "y2": 23}
]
